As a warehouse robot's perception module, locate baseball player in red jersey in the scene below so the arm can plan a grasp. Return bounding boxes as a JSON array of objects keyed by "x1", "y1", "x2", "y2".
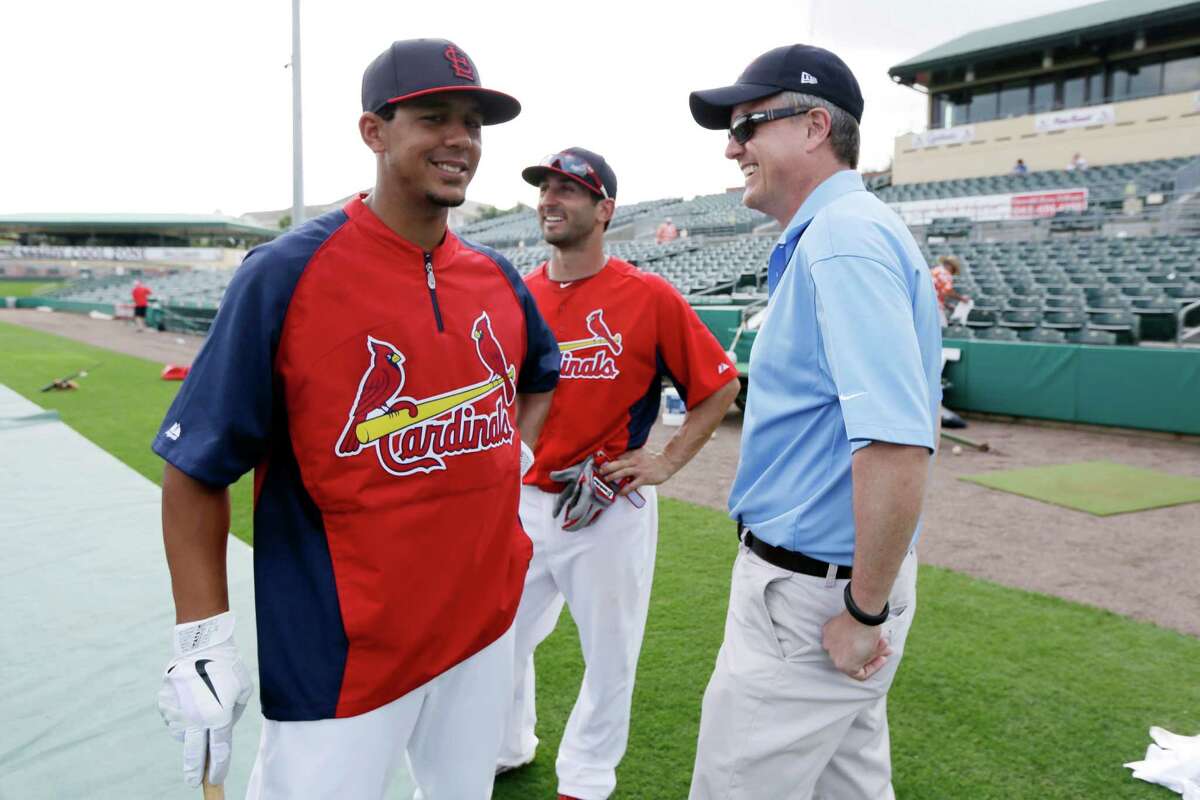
[
  {"x1": 496, "y1": 148, "x2": 739, "y2": 799},
  {"x1": 153, "y1": 40, "x2": 560, "y2": 799}
]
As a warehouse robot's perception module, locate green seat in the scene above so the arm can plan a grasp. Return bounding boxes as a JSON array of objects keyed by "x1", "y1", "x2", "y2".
[
  {"x1": 1018, "y1": 327, "x2": 1067, "y2": 343},
  {"x1": 974, "y1": 326, "x2": 1020, "y2": 341},
  {"x1": 1067, "y1": 328, "x2": 1117, "y2": 345}
]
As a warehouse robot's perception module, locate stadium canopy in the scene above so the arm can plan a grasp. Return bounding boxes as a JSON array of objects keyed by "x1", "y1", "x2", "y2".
[
  {"x1": 0, "y1": 212, "x2": 279, "y2": 242},
  {"x1": 890, "y1": 0, "x2": 1200, "y2": 86}
]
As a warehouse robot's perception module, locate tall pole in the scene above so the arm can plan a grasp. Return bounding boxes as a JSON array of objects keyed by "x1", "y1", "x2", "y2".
[{"x1": 291, "y1": 0, "x2": 304, "y2": 228}]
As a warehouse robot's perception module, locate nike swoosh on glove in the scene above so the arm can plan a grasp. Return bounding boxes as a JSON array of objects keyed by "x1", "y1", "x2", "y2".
[
  {"x1": 158, "y1": 610, "x2": 253, "y2": 788},
  {"x1": 549, "y1": 454, "x2": 617, "y2": 531}
]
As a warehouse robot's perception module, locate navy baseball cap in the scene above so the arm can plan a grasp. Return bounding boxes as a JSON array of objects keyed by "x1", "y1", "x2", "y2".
[
  {"x1": 361, "y1": 38, "x2": 521, "y2": 125},
  {"x1": 521, "y1": 148, "x2": 618, "y2": 200},
  {"x1": 689, "y1": 44, "x2": 864, "y2": 129}
]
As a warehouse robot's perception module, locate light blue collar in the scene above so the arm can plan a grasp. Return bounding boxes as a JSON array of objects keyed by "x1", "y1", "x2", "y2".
[
  {"x1": 778, "y1": 169, "x2": 866, "y2": 243},
  {"x1": 767, "y1": 170, "x2": 865, "y2": 295}
]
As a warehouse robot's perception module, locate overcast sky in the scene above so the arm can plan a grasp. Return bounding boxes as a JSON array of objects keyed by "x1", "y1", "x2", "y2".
[{"x1": 2, "y1": 0, "x2": 1095, "y2": 217}]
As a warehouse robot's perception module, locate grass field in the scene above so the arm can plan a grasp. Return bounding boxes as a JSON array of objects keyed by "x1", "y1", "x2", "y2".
[
  {"x1": 0, "y1": 279, "x2": 65, "y2": 297},
  {"x1": 3, "y1": 319, "x2": 1198, "y2": 798}
]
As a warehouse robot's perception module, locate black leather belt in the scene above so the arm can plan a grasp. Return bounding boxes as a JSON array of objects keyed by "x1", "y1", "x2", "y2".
[{"x1": 738, "y1": 522, "x2": 853, "y2": 580}]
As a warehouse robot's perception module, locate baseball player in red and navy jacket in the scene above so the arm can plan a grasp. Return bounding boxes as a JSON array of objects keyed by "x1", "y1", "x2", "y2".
[
  {"x1": 152, "y1": 39, "x2": 559, "y2": 799},
  {"x1": 495, "y1": 148, "x2": 739, "y2": 800}
]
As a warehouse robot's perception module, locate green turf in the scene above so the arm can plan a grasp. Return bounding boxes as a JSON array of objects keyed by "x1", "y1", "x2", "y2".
[
  {"x1": 4, "y1": 320, "x2": 1198, "y2": 798},
  {"x1": 496, "y1": 501, "x2": 1200, "y2": 799},
  {"x1": 0, "y1": 320, "x2": 254, "y2": 542},
  {"x1": 962, "y1": 460, "x2": 1200, "y2": 516},
  {"x1": 0, "y1": 279, "x2": 64, "y2": 297}
]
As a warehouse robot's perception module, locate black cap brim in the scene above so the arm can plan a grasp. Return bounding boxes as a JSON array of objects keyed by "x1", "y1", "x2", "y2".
[
  {"x1": 688, "y1": 82, "x2": 784, "y2": 130},
  {"x1": 383, "y1": 85, "x2": 521, "y2": 125},
  {"x1": 520, "y1": 165, "x2": 606, "y2": 198}
]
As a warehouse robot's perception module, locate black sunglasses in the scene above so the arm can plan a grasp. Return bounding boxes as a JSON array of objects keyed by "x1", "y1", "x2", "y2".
[
  {"x1": 729, "y1": 106, "x2": 814, "y2": 145},
  {"x1": 539, "y1": 152, "x2": 609, "y2": 199}
]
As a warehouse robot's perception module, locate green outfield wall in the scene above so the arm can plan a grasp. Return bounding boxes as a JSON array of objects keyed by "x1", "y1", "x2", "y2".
[{"x1": 942, "y1": 339, "x2": 1200, "y2": 435}]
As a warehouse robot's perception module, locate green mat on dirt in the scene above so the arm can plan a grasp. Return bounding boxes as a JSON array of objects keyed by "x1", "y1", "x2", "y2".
[{"x1": 960, "y1": 460, "x2": 1200, "y2": 516}]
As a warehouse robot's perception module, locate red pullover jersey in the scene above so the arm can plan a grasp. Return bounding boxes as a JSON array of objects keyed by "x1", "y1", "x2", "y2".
[
  {"x1": 153, "y1": 196, "x2": 560, "y2": 721},
  {"x1": 524, "y1": 257, "x2": 734, "y2": 490}
]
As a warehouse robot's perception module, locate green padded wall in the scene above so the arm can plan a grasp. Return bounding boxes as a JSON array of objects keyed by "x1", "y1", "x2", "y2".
[{"x1": 943, "y1": 339, "x2": 1200, "y2": 435}]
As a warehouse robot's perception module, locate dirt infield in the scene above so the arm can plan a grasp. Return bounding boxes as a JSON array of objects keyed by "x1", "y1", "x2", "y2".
[{"x1": 6, "y1": 307, "x2": 1199, "y2": 638}]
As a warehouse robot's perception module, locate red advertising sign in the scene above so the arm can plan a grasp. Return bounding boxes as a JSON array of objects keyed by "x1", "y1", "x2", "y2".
[{"x1": 1010, "y1": 190, "x2": 1089, "y2": 219}]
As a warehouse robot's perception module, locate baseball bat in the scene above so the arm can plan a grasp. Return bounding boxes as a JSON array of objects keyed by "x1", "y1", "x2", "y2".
[
  {"x1": 558, "y1": 336, "x2": 610, "y2": 353},
  {"x1": 202, "y1": 749, "x2": 224, "y2": 800},
  {"x1": 355, "y1": 366, "x2": 515, "y2": 445},
  {"x1": 940, "y1": 431, "x2": 990, "y2": 452}
]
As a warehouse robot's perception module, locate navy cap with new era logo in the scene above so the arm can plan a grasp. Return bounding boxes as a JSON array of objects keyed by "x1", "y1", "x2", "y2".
[
  {"x1": 689, "y1": 44, "x2": 864, "y2": 129},
  {"x1": 362, "y1": 38, "x2": 521, "y2": 124}
]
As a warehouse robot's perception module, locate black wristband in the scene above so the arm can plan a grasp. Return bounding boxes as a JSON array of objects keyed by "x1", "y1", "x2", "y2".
[{"x1": 844, "y1": 583, "x2": 889, "y2": 626}]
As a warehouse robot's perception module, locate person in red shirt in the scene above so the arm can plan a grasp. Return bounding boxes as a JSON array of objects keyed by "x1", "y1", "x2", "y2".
[
  {"x1": 152, "y1": 39, "x2": 559, "y2": 799},
  {"x1": 654, "y1": 217, "x2": 679, "y2": 244},
  {"x1": 930, "y1": 254, "x2": 969, "y2": 326},
  {"x1": 131, "y1": 279, "x2": 152, "y2": 331},
  {"x1": 496, "y1": 148, "x2": 739, "y2": 800}
]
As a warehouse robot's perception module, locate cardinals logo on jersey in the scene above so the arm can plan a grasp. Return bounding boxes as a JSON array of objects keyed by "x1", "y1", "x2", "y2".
[
  {"x1": 557, "y1": 308, "x2": 622, "y2": 381},
  {"x1": 335, "y1": 313, "x2": 516, "y2": 477}
]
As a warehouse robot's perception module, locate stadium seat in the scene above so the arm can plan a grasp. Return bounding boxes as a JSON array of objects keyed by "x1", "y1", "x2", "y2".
[
  {"x1": 999, "y1": 308, "x2": 1041, "y2": 329},
  {"x1": 1042, "y1": 310, "x2": 1087, "y2": 330},
  {"x1": 1018, "y1": 327, "x2": 1067, "y2": 343},
  {"x1": 1067, "y1": 328, "x2": 1118, "y2": 345},
  {"x1": 974, "y1": 326, "x2": 1021, "y2": 342},
  {"x1": 942, "y1": 324, "x2": 973, "y2": 340},
  {"x1": 1087, "y1": 311, "x2": 1140, "y2": 345}
]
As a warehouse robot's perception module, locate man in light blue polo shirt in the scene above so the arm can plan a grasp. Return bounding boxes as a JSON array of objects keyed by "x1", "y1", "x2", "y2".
[{"x1": 686, "y1": 45, "x2": 941, "y2": 800}]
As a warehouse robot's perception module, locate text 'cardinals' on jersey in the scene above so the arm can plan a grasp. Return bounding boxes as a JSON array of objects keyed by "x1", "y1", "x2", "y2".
[
  {"x1": 154, "y1": 196, "x2": 559, "y2": 721},
  {"x1": 524, "y1": 257, "x2": 734, "y2": 490}
]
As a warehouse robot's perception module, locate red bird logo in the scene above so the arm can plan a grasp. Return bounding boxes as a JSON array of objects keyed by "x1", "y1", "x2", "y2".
[
  {"x1": 586, "y1": 309, "x2": 622, "y2": 355},
  {"x1": 472, "y1": 313, "x2": 514, "y2": 405},
  {"x1": 336, "y1": 337, "x2": 417, "y2": 456}
]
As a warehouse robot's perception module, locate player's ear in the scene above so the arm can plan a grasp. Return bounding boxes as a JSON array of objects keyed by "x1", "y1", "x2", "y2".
[
  {"x1": 360, "y1": 112, "x2": 388, "y2": 154},
  {"x1": 596, "y1": 197, "x2": 615, "y2": 227}
]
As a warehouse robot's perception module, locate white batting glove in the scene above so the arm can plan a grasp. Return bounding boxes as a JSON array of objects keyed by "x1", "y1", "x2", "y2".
[
  {"x1": 157, "y1": 611, "x2": 253, "y2": 788},
  {"x1": 520, "y1": 440, "x2": 535, "y2": 478},
  {"x1": 550, "y1": 455, "x2": 616, "y2": 531}
]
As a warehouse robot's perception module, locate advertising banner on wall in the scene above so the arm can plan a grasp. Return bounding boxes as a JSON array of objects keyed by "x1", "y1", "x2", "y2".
[
  {"x1": 1033, "y1": 105, "x2": 1115, "y2": 133},
  {"x1": 0, "y1": 245, "x2": 224, "y2": 262},
  {"x1": 910, "y1": 125, "x2": 976, "y2": 149},
  {"x1": 890, "y1": 188, "x2": 1088, "y2": 226}
]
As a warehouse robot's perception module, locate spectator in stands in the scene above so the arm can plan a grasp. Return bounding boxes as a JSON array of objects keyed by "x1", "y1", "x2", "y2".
[
  {"x1": 655, "y1": 216, "x2": 679, "y2": 244},
  {"x1": 689, "y1": 43, "x2": 939, "y2": 799},
  {"x1": 1067, "y1": 152, "x2": 1088, "y2": 171},
  {"x1": 131, "y1": 279, "x2": 152, "y2": 332},
  {"x1": 931, "y1": 254, "x2": 970, "y2": 326},
  {"x1": 1012, "y1": 158, "x2": 1029, "y2": 175}
]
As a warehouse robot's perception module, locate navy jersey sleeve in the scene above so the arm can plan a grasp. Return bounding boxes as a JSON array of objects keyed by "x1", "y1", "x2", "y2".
[
  {"x1": 151, "y1": 212, "x2": 347, "y2": 486},
  {"x1": 514, "y1": 280, "x2": 559, "y2": 393},
  {"x1": 462, "y1": 240, "x2": 560, "y2": 393}
]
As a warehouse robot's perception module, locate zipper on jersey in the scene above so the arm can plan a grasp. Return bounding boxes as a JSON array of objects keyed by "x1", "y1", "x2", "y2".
[{"x1": 424, "y1": 251, "x2": 445, "y2": 332}]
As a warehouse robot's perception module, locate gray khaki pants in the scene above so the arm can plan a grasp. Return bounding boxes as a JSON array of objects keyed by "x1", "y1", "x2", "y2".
[{"x1": 690, "y1": 547, "x2": 918, "y2": 800}]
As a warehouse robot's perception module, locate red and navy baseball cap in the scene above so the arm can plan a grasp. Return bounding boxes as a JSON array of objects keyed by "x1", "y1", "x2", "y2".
[
  {"x1": 689, "y1": 44, "x2": 864, "y2": 129},
  {"x1": 521, "y1": 147, "x2": 618, "y2": 200},
  {"x1": 361, "y1": 38, "x2": 521, "y2": 125}
]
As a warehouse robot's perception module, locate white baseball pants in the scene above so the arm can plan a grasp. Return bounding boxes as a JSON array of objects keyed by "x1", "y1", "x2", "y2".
[
  {"x1": 498, "y1": 484, "x2": 658, "y2": 800},
  {"x1": 690, "y1": 547, "x2": 918, "y2": 800},
  {"x1": 245, "y1": 625, "x2": 514, "y2": 800}
]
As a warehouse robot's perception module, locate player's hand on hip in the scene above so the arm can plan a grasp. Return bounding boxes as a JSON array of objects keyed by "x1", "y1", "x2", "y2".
[
  {"x1": 549, "y1": 455, "x2": 616, "y2": 531},
  {"x1": 821, "y1": 610, "x2": 892, "y2": 681},
  {"x1": 598, "y1": 447, "x2": 675, "y2": 493},
  {"x1": 158, "y1": 611, "x2": 253, "y2": 787}
]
